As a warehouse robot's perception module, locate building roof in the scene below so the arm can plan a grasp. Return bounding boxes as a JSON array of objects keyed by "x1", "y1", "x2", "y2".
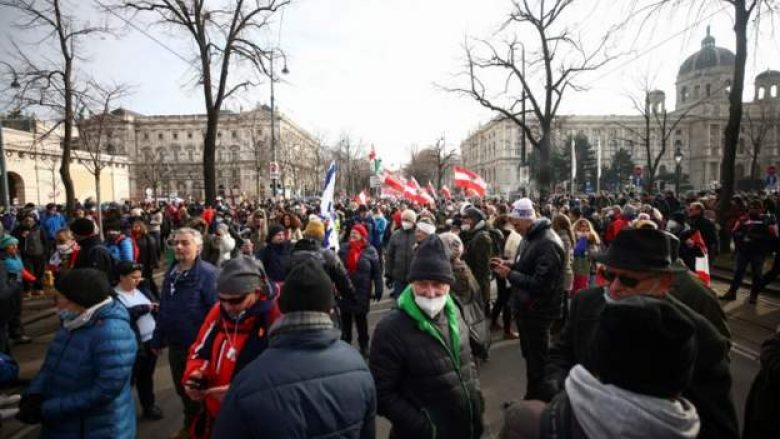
[
  {"x1": 678, "y1": 28, "x2": 735, "y2": 76},
  {"x1": 756, "y1": 69, "x2": 780, "y2": 80}
]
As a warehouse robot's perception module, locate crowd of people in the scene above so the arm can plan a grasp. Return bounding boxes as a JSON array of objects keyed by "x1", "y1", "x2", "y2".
[{"x1": 0, "y1": 188, "x2": 778, "y2": 438}]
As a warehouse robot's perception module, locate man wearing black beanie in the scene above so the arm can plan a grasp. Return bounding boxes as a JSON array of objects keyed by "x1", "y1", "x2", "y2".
[
  {"x1": 370, "y1": 235, "x2": 484, "y2": 439},
  {"x1": 213, "y1": 259, "x2": 376, "y2": 438}
]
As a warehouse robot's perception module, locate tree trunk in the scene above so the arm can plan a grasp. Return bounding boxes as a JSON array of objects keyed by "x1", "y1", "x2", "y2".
[
  {"x1": 203, "y1": 111, "x2": 218, "y2": 205},
  {"x1": 95, "y1": 172, "x2": 103, "y2": 240},
  {"x1": 536, "y1": 128, "x2": 552, "y2": 201},
  {"x1": 60, "y1": 43, "x2": 75, "y2": 215},
  {"x1": 717, "y1": 0, "x2": 749, "y2": 255}
]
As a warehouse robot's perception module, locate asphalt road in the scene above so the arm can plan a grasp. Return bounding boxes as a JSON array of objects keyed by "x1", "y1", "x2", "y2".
[{"x1": 2, "y1": 277, "x2": 776, "y2": 439}]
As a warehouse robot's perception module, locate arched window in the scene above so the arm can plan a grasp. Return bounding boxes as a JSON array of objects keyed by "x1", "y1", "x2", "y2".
[
  {"x1": 706, "y1": 84, "x2": 711, "y2": 96},
  {"x1": 725, "y1": 80, "x2": 732, "y2": 95},
  {"x1": 771, "y1": 85, "x2": 778, "y2": 98},
  {"x1": 681, "y1": 86, "x2": 688, "y2": 103},
  {"x1": 759, "y1": 87, "x2": 766, "y2": 100}
]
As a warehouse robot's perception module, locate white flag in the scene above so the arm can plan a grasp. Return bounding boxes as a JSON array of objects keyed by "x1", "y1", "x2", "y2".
[
  {"x1": 320, "y1": 161, "x2": 339, "y2": 250},
  {"x1": 597, "y1": 138, "x2": 602, "y2": 179},
  {"x1": 571, "y1": 137, "x2": 577, "y2": 181}
]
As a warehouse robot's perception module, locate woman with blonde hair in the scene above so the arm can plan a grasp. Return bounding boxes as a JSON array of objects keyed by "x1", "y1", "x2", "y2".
[
  {"x1": 248, "y1": 209, "x2": 268, "y2": 252},
  {"x1": 551, "y1": 214, "x2": 574, "y2": 295},
  {"x1": 571, "y1": 218, "x2": 601, "y2": 293}
]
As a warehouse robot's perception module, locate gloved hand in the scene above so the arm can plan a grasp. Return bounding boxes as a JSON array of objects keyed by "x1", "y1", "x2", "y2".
[{"x1": 16, "y1": 393, "x2": 43, "y2": 425}]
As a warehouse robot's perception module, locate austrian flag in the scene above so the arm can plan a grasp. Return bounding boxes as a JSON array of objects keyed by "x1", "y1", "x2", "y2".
[{"x1": 453, "y1": 166, "x2": 487, "y2": 197}]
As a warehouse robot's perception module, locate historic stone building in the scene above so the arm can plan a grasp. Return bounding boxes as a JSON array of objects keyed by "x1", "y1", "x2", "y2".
[
  {"x1": 2, "y1": 121, "x2": 129, "y2": 206},
  {"x1": 93, "y1": 105, "x2": 321, "y2": 201},
  {"x1": 461, "y1": 30, "x2": 780, "y2": 195}
]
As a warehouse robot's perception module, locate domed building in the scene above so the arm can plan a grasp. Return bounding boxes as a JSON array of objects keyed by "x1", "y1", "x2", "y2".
[{"x1": 461, "y1": 28, "x2": 780, "y2": 195}]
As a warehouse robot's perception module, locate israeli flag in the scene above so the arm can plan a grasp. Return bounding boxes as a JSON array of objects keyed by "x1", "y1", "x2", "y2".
[{"x1": 320, "y1": 161, "x2": 339, "y2": 250}]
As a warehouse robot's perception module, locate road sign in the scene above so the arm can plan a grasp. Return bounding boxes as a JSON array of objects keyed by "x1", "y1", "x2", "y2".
[
  {"x1": 370, "y1": 175, "x2": 380, "y2": 188},
  {"x1": 269, "y1": 161, "x2": 280, "y2": 180}
]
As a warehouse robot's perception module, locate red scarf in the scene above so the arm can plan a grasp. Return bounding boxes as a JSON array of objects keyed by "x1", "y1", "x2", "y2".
[{"x1": 346, "y1": 239, "x2": 366, "y2": 274}]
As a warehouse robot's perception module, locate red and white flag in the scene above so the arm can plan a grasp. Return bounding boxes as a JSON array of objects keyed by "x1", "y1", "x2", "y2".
[
  {"x1": 453, "y1": 166, "x2": 487, "y2": 197},
  {"x1": 353, "y1": 190, "x2": 369, "y2": 206},
  {"x1": 402, "y1": 177, "x2": 418, "y2": 201},
  {"x1": 382, "y1": 171, "x2": 405, "y2": 193},
  {"x1": 426, "y1": 181, "x2": 437, "y2": 199},
  {"x1": 691, "y1": 231, "x2": 711, "y2": 286},
  {"x1": 440, "y1": 185, "x2": 452, "y2": 200}
]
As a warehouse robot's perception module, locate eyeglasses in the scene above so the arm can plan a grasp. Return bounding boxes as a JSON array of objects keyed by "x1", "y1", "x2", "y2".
[
  {"x1": 599, "y1": 268, "x2": 645, "y2": 288},
  {"x1": 218, "y1": 296, "x2": 247, "y2": 305}
]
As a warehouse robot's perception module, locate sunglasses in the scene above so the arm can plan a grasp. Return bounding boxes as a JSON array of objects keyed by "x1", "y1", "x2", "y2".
[
  {"x1": 218, "y1": 295, "x2": 247, "y2": 305},
  {"x1": 599, "y1": 268, "x2": 644, "y2": 288}
]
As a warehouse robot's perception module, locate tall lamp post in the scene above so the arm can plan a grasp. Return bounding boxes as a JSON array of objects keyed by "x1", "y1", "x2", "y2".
[
  {"x1": 269, "y1": 51, "x2": 289, "y2": 198},
  {"x1": 0, "y1": 63, "x2": 21, "y2": 208},
  {"x1": 674, "y1": 147, "x2": 684, "y2": 196}
]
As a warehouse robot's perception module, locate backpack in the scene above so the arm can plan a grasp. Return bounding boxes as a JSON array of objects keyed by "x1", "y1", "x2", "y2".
[{"x1": 89, "y1": 244, "x2": 118, "y2": 285}]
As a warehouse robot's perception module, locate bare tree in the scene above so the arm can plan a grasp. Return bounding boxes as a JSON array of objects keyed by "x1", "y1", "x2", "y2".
[
  {"x1": 613, "y1": 83, "x2": 710, "y2": 193},
  {"x1": 332, "y1": 133, "x2": 365, "y2": 195},
  {"x1": 443, "y1": 0, "x2": 616, "y2": 198},
  {"x1": 117, "y1": 0, "x2": 290, "y2": 205},
  {"x1": 432, "y1": 135, "x2": 456, "y2": 190},
  {"x1": 744, "y1": 101, "x2": 776, "y2": 179},
  {"x1": 0, "y1": 0, "x2": 110, "y2": 214},
  {"x1": 74, "y1": 81, "x2": 129, "y2": 239},
  {"x1": 645, "y1": 0, "x2": 776, "y2": 252},
  {"x1": 138, "y1": 158, "x2": 174, "y2": 201}
]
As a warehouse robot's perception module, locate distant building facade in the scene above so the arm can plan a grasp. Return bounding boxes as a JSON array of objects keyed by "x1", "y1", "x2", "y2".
[
  {"x1": 92, "y1": 106, "x2": 321, "y2": 201},
  {"x1": 461, "y1": 30, "x2": 780, "y2": 194},
  {"x1": 2, "y1": 121, "x2": 129, "y2": 206}
]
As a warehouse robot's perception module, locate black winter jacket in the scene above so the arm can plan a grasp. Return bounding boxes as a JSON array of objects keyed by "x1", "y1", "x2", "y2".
[
  {"x1": 507, "y1": 218, "x2": 565, "y2": 320},
  {"x1": 543, "y1": 287, "x2": 739, "y2": 439},
  {"x1": 290, "y1": 238, "x2": 355, "y2": 299},
  {"x1": 385, "y1": 228, "x2": 416, "y2": 283},
  {"x1": 370, "y1": 305, "x2": 484, "y2": 439},
  {"x1": 689, "y1": 214, "x2": 719, "y2": 257},
  {"x1": 743, "y1": 331, "x2": 780, "y2": 439},
  {"x1": 338, "y1": 244, "x2": 382, "y2": 314}
]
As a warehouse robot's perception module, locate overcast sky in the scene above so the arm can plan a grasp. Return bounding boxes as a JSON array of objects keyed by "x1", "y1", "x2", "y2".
[{"x1": 1, "y1": 0, "x2": 779, "y2": 170}]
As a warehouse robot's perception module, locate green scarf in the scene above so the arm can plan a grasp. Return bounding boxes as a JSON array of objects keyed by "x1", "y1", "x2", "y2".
[{"x1": 397, "y1": 285, "x2": 461, "y2": 370}]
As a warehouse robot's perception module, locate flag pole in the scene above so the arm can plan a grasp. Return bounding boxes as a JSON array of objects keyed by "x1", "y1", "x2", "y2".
[
  {"x1": 596, "y1": 138, "x2": 602, "y2": 194},
  {"x1": 570, "y1": 136, "x2": 576, "y2": 195}
]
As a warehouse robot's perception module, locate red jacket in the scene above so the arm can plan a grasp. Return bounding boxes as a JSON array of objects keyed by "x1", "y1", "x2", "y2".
[{"x1": 183, "y1": 295, "x2": 281, "y2": 419}]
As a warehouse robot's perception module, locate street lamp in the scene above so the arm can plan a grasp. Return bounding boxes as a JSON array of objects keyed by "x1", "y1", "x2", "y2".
[
  {"x1": 269, "y1": 51, "x2": 289, "y2": 199},
  {"x1": 674, "y1": 146, "x2": 684, "y2": 196},
  {"x1": 0, "y1": 63, "x2": 22, "y2": 208}
]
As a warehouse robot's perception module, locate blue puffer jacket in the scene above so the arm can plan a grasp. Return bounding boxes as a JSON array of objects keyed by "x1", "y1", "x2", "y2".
[
  {"x1": 105, "y1": 234, "x2": 134, "y2": 262},
  {"x1": 26, "y1": 299, "x2": 137, "y2": 439},
  {"x1": 152, "y1": 258, "x2": 218, "y2": 350},
  {"x1": 42, "y1": 213, "x2": 66, "y2": 240},
  {"x1": 212, "y1": 327, "x2": 376, "y2": 439}
]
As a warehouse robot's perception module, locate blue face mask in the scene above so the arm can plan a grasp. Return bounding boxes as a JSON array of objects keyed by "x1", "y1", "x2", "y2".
[{"x1": 58, "y1": 309, "x2": 80, "y2": 322}]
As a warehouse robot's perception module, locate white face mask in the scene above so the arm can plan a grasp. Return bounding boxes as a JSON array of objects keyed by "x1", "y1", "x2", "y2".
[
  {"x1": 461, "y1": 224, "x2": 471, "y2": 232},
  {"x1": 401, "y1": 221, "x2": 414, "y2": 230},
  {"x1": 57, "y1": 243, "x2": 73, "y2": 254},
  {"x1": 414, "y1": 294, "x2": 447, "y2": 318}
]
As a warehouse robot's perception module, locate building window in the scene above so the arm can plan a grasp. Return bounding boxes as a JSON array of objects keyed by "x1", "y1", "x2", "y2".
[
  {"x1": 694, "y1": 85, "x2": 700, "y2": 98},
  {"x1": 759, "y1": 87, "x2": 766, "y2": 100},
  {"x1": 676, "y1": 129, "x2": 682, "y2": 136},
  {"x1": 772, "y1": 85, "x2": 778, "y2": 98},
  {"x1": 187, "y1": 132, "x2": 193, "y2": 139},
  {"x1": 188, "y1": 150, "x2": 194, "y2": 162},
  {"x1": 218, "y1": 131, "x2": 222, "y2": 138},
  {"x1": 158, "y1": 133, "x2": 163, "y2": 140},
  {"x1": 706, "y1": 84, "x2": 711, "y2": 96},
  {"x1": 231, "y1": 131, "x2": 237, "y2": 139},
  {"x1": 143, "y1": 132, "x2": 149, "y2": 140},
  {"x1": 725, "y1": 80, "x2": 731, "y2": 95},
  {"x1": 681, "y1": 86, "x2": 688, "y2": 103},
  {"x1": 173, "y1": 132, "x2": 178, "y2": 140}
]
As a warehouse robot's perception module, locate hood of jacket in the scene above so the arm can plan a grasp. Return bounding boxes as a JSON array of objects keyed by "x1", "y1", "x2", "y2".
[
  {"x1": 527, "y1": 217, "x2": 552, "y2": 240},
  {"x1": 64, "y1": 298, "x2": 129, "y2": 332},
  {"x1": 565, "y1": 364, "x2": 700, "y2": 439}
]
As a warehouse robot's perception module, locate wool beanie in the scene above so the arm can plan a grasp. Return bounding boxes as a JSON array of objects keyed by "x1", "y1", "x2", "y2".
[
  {"x1": 279, "y1": 259, "x2": 335, "y2": 313},
  {"x1": 407, "y1": 235, "x2": 455, "y2": 286},
  {"x1": 593, "y1": 296, "x2": 697, "y2": 398},
  {"x1": 70, "y1": 218, "x2": 97, "y2": 238},
  {"x1": 267, "y1": 223, "x2": 285, "y2": 243},
  {"x1": 55, "y1": 268, "x2": 112, "y2": 308},
  {"x1": 401, "y1": 209, "x2": 417, "y2": 224},
  {"x1": 463, "y1": 207, "x2": 485, "y2": 222},
  {"x1": 0, "y1": 235, "x2": 18, "y2": 249},
  {"x1": 351, "y1": 224, "x2": 368, "y2": 239},
  {"x1": 217, "y1": 255, "x2": 268, "y2": 296},
  {"x1": 304, "y1": 219, "x2": 325, "y2": 241}
]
